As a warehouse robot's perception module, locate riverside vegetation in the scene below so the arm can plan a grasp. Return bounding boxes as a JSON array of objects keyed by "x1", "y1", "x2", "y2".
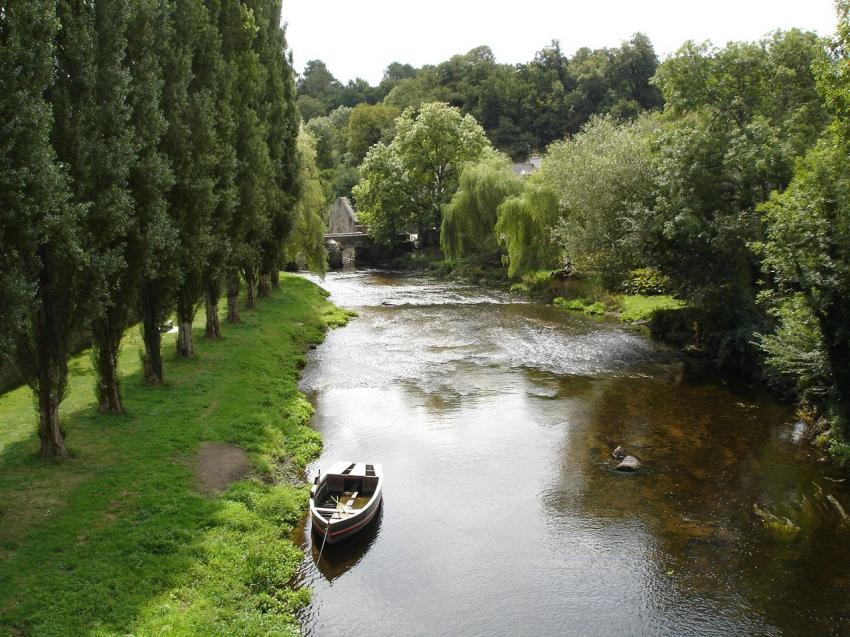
[{"x1": 0, "y1": 276, "x2": 352, "y2": 635}]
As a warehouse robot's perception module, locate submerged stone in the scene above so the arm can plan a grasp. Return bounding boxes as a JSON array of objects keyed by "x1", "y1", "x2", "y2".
[
  {"x1": 616, "y1": 455, "x2": 641, "y2": 472},
  {"x1": 753, "y1": 504, "x2": 800, "y2": 539}
]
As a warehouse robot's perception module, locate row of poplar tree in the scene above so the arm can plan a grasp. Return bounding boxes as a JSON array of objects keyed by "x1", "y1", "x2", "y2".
[{"x1": 0, "y1": 0, "x2": 309, "y2": 459}]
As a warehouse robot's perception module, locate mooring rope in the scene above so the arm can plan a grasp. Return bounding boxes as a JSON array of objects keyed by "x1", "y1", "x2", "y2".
[{"x1": 316, "y1": 495, "x2": 340, "y2": 563}]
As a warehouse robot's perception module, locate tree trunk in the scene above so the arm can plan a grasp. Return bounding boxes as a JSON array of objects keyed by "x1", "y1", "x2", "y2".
[
  {"x1": 176, "y1": 298, "x2": 194, "y2": 357},
  {"x1": 245, "y1": 269, "x2": 257, "y2": 310},
  {"x1": 35, "y1": 335, "x2": 69, "y2": 459},
  {"x1": 141, "y1": 308, "x2": 164, "y2": 385},
  {"x1": 176, "y1": 322, "x2": 193, "y2": 357},
  {"x1": 139, "y1": 281, "x2": 169, "y2": 384},
  {"x1": 270, "y1": 268, "x2": 280, "y2": 290},
  {"x1": 38, "y1": 375, "x2": 67, "y2": 459},
  {"x1": 227, "y1": 270, "x2": 241, "y2": 323},
  {"x1": 94, "y1": 328, "x2": 123, "y2": 413},
  {"x1": 258, "y1": 273, "x2": 271, "y2": 298},
  {"x1": 204, "y1": 282, "x2": 221, "y2": 338}
]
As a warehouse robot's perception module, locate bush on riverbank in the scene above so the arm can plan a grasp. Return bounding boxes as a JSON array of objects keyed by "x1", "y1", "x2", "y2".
[
  {"x1": 553, "y1": 297, "x2": 607, "y2": 316},
  {"x1": 0, "y1": 275, "x2": 350, "y2": 636}
]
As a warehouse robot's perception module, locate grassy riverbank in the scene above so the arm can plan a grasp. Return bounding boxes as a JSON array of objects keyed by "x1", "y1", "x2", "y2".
[
  {"x1": 554, "y1": 293, "x2": 686, "y2": 322},
  {"x1": 424, "y1": 256, "x2": 687, "y2": 325},
  {"x1": 0, "y1": 275, "x2": 351, "y2": 636}
]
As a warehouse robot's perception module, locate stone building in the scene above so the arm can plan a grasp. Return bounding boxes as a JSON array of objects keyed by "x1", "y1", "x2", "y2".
[
  {"x1": 327, "y1": 197, "x2": 364, "y2": 234},
  {"x1": 511, "y1": 155, "x2": 543, "y2": 177}
]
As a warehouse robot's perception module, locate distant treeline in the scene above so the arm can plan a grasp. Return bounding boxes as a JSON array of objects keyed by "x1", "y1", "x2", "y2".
[
  {"x1": 295, "y1": 36, "x2": 663, "y2": 159},
  {"x1": 0, "y1": 0, "x2": 327, "y2": 458}
]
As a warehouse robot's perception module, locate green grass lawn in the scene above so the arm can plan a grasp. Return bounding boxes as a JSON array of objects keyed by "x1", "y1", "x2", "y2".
[
  {"x1": 616, "y1": 294, "x2": 686, "y2": 322},
  {"x1": 0, "y1": 275, "x2": 351, "y2": 637},
  {"x1": 553, "y1": 293, "x2": 685, "y2": 322}
]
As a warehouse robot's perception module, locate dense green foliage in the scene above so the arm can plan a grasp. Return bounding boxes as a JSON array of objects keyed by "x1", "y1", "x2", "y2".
[
  {"x1": 0, "y1": 0, "x2": 86, "y2": 458},
  {"x1": 297, "y1": 35, "x2": 665, "y2": 234},
  {"x1": 284, "y1": 129, "x2": 330, "y2": 274},
  {"x1": 441, "y1": 155, "x2": 522, "y2": 261},
  {"x1": 346, "y1": 103, "x2": 401, "y2": 163},
  {"x1": 547, "y1": 115, "x2": 657, "y2": 286},
  {"x1": 160, "y1": 0, "x2": 219, "y2": 357},
  {"x1": 304, "y1": 105, "x2": 359, "y2": 200},
  {"x1": 354, "y1": 103, "x2": 492, "y2": 244},
  {"x1": 0, "y1": 276, "x2": 350, "y2": 636},
  {"x1": 758, "y1": 128, "x2": 850, "y2": 449},
  {"x1": 0, "y1": 0, "x2": 321, "y2": 457},
  {"x1": 297, "y1": 35, "x2": 663, "y2": 159},
  {"x1": 495, "y1": 172, "x2": 561, "y2": 277}
]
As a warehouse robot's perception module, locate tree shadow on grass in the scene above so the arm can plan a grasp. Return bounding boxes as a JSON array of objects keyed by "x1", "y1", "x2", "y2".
[{"x1": 0, "y1": 363, "x2": 222, "y2": 636}]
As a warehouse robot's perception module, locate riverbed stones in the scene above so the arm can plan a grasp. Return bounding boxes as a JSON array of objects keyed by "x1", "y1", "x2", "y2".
[{"x1": 615, "y1": 455, "x2": 641, "y2": 472}]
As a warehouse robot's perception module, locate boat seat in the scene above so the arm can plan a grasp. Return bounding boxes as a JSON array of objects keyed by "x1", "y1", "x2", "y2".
[{"x1": 361, "y1": 476, "x2": 379, "y2": 495}]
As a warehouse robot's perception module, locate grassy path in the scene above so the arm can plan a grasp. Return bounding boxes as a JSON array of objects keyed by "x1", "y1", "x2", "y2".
[{"x1": 0, "y1": 275, "x2": 351, "y2": 636}]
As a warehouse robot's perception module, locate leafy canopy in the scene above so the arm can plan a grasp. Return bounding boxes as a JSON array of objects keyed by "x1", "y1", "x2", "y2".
[{"x1": 354, "y1": 102, "x2": 491, "y2": 244}]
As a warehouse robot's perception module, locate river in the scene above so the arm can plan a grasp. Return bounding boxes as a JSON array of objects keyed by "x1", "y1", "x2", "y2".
[{"x1": 293, "y1": 270, "x2": 850, "y2": 637}]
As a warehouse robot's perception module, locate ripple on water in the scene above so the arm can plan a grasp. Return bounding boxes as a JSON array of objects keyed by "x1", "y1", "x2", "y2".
[
  {"x1": 301, "y1": 270, "x2": 518, "y2": 308},
  {"x1": 301, "y1": 297, "x2": 670, "y2": 395}
]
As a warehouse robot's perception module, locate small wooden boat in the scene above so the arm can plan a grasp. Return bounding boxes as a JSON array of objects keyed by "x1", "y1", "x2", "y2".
[{"x1": 310, "y1": 461, "x2": 383, "y2": 545}]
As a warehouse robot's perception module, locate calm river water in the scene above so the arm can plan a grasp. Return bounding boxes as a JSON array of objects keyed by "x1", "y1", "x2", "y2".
[{"x1": 294, "y1": 270, "x2": 850, "y2": 637}]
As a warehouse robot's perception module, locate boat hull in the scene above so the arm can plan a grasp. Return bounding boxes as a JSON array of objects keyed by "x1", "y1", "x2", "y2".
[{"x1": 311, "y1": 493, "x2": 383, "y2": 545}]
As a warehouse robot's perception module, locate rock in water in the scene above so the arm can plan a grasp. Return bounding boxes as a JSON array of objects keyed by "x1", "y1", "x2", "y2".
[
  {"x1": 616, "y1": 455, "x2": 641, "y2": 472},
  {"x1": 612, "y1": 446, "x2": 627, "y2": 460}
]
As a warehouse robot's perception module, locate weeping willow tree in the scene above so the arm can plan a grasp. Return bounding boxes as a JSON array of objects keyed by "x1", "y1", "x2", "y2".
[
  {"x1": 495, "y1": 171, "x2": 561, "y2": 277},
  {"x1": 440, "y1": 154, "x2": 522, "y2": 262},
  {"x1": 283, "y1": 128, "x2": 328, "y2": 275}
]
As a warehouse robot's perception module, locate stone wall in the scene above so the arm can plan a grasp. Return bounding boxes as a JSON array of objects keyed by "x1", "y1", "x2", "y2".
[{"x1": 327, "y1": 197, "x2": 362, "y2": 234}]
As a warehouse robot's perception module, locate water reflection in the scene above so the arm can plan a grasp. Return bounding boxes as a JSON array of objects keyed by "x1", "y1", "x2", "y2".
[
  {"x1": 301, "y1": 507, "x2": 384, "y2": 583},
  {"x1": 295, "y1": 270, "x2": 850, "y2": 637}
]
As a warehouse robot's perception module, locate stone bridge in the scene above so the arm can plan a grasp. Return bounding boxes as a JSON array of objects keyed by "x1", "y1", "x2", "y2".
[
  {"x1": 323, "y1": 231, "x2": 374, "y2": 268},
  {"x1": 323, "y1": 231, "x2": 372, "y2": 249},
  {"x1": 324, "y1": 197, "x2": 409, "y2": 268},
  {"x1": 324, "y1": 197, "x2": 374, "y2": 268}
]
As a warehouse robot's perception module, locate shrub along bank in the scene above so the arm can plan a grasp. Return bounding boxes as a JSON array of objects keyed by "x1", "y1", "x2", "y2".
[{"x1": 0, "y1": 275, "x2": 351, "y2": 636}]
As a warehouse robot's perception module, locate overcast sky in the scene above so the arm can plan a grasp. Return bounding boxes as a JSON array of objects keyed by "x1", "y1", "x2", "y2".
[{"x1": 283, "y1": 0, "x2": 838, "y2": 85}]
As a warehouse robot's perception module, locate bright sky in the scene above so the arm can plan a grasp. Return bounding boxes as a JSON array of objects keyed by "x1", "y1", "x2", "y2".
[{"x1": 283, "y1": 0, "x2": 838, "y2": 85}]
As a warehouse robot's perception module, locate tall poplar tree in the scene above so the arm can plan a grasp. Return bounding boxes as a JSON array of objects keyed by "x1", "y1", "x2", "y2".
[
  {"x1": 0, "y1": 0, "x2": 88, "y2": 457},
  {"x1": 161, "y1": 0, "x2": 218, "y2": 357},
  {"x1": 203, "y1": 0, "x2": 237, "y2": 339},
  {"x1": 85, "y1": 0, "x2": 136, "y2": 413},
  {"x1": 255, "y1": 0, "x2": 300, "y2": 295},
  {"x1": 131, "y1": 0, "x2": 178, "y2": 384},
  {"x1": 221, "y1": 2, "x2": 272, "y2": 319},
  {"x1": 50, "y1": 0, "x2": 137, "y2": 412}
]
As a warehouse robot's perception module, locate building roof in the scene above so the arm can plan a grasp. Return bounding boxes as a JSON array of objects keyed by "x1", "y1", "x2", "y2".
[
  {"x1": 511, "y1": 155, "x2": 542, "y2": 176},
  {"x1": 511, "y1": 163, "x2": 536, "y2": 176}
]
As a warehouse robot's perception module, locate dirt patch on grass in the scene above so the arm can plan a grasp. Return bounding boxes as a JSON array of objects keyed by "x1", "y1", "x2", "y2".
[{"x1": 195, "y1": 442, "x2": 249, "y2": 495}]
